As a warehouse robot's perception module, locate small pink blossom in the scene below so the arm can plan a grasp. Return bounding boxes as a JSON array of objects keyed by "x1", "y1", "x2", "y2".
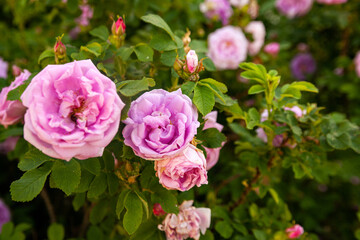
[
  {"x1": 264, "y1": 42, "x2": 280, "y2": 56},
  {"x1": 317, "y1": 0, "x2": 346, "y2": 4},
  {"x1": 208, "y1": 26, "x2": 248, "y2": 70},
  {"x1": 245, "y1": 21, "x2": 266, "y2": 56},
  {"x1": 286, "y1": 224, "x2": 304, "y2": 239},
  {"x1": 154, "y1": 144, "x2": 208, "y2": 191},
  {"x1": 203, "y1": 111, "x2": 225, "y2": 170},
  {"x1": 158, "y1": 200, "x2": 211, "y2": 240},
  {"x1": 284, "y1": 106, "x2": 306, "y2": 118},
  {"x1": 200, "y1": 0, "x2": 233, "y2": 25},
  {"x1": 354, "y1": 51, "x2": 360, "y2": 78},
  {"x1": 0, "y1": 70, "x2": 30, "y2": 128},
  {"x1": 186, "y1": 50, "x2": 199, "y2": 73},
  {"x1": 276, "y1": 0, "x2": 313, "y2": 18},
  {"x1": 0, "y1": 58, "x2": 8, "y2": 79}
]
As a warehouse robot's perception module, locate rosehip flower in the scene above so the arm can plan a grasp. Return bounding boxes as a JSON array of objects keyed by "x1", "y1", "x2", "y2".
[
  {"x1": 286, "y1": 224, "x2": 304, "y2": 239},
  {"x1": 354, "y1": 51, "x2": 360, "y2": 78},
  {"x1": 112, "y1": 16, "x2": 126, "y2": 36},
  {"x1": 0, "y1": 69, "x2": 30, "y2": 127},
  {"x1": 186, "y1": 50, "x2": 198, "y2": 73},
  {"x1": 123, "y1": 89, "x2": 199, "y2": 160},
  {"x1": 158, "y1": 200, "x2": 211, "y2": 240},
  {"x1": 21, "y1": 60, "x2": 125, "y2": 161},
  {"x1": 0, "y1": 199, "x2": 10, "y2": 233},
  {"x1": 153, "y1": 203, "x2": 166, "y2": 216},
  {"x1": 230, "y1": 0, "x2": 249, "y2": 8},
  {"x1": 203, "y1": 111, "x2": 225, "y2": 170},
  {"x1": 290, "y1": 53, "x2": 316, "y2": 80},
  {"x1": 264, "y1": 42, "x2": 280, "y2": 56},
  {"x1": 154, "y1": 144, "x2": 208, "y2": 191},
  {"x1": 0, "y1": 58, "x2": 8, "y2": 79},
  {"x1": 200, "y1": 0, "x2": 233, "y2": 25},
  {"x1": 245, "y1": 21, "x2": 266, "y2": 56},
  {"x1": 208, "y1": 26, "x2": 248, "y2": 70},
  {"x1": 276, "y1": 0, "x2": 313, "y2": 18},
  {"x1": 317, "y1": 0, "x2": 346, "y2": 4}
]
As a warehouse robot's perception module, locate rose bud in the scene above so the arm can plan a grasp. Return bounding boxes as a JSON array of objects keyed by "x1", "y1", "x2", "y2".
[
  {"x1": 185, "y1": 50, "x2": 198, "y2": 73},
  {"x1": 153, "y1": 203, "x2": 166, "y2": 216},
  {"x1": 286, "y1": 224, "x2": 304, "y2": 239},
  {"x1": 111, "y1": 16, "x2": 126, "y2": 36},
  {"x1": 54, "y1": 35, "x2": 67, "y2": 64}
]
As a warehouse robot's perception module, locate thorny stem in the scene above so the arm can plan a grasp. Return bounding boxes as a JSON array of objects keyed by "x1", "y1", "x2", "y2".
[{"x1": 40, "y1": 189, "x2": 56, "y2": 223}]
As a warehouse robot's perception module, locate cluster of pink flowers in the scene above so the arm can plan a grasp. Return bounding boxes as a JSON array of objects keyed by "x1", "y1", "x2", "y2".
[
  {"x1": 158, "y1": 200, "x2": 211, "y2": 240},
  {"x1": 276, "y1": 0, "x2": 313, "y2": 18}
]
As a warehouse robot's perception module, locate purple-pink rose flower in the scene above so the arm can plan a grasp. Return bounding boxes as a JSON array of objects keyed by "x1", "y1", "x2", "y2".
[
  {"x1": 0, "y1": 58, "x2": 8, "y2": 79},
  {"x1": 0, "y1": 69, "x2": 30, "y2": 128},
  {"x1": 264, "y1": 42, "x2": 280, "y2": 56},
  {"x1": 21, "y1": 60, "x2": 124, "y2": 161},
  {"x1": 208, "y1": 26, "x2": 248, "y2": 70},
  {"x1": 0, "y1": 199, "x2": 10, "y2": 233},
  {"x1": 203, "y1": 111, "x2": 225, "y2": 170},
  {"x1": 158, "y1": 200, "x2": 211, "y2": 240},
  {"x1": 123, "y1": 89, "x2": 199, "y2": 160},
  {"x1": 354, "y1": 51, "x2": 360, "y2": 78},
  {"x1": 317, "y1": 0, "x2": 346, "y2": 4},
  {"x1": 154, "y1": 144, "x2": 208, "y2": 191},
  {"x1": 276, "y1": 0, "x2": 313, "y2": 18},
  {"x1": 286, "y1": 224, "x2": 304, "y2": 239},
  {"x1": 290, "y1": 53, "x2": 316, "y2": 80},
  {"x1": 200, "y1": 0, "x2": 233, "y2": 25},
  {"x1": 245, "y1": 21, "x2": 266, "y2": 56},
  {"x1": 0, "y1": 137, "x2": 19, "y2": 154}
]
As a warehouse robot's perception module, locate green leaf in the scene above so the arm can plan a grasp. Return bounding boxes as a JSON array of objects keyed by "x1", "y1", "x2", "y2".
[
  {"x1": 269, "y1": 188, "x2": 280, "y2": 204},
  {"x1": 80, "y1": 158, "x2": 101, "y2": 176},
  {"x1": 80, "y1": 42, "x2": 102, "y2": 57},
  {"x1": 245, "y1": 108, "x2": 260, "y2": 130},
  {"x1": 50, "y1": 159, "x2": 81, "y2": 195},
  {"x1": 116, "y1": 47, "x2": 134, "y2": 61},
  {"x1": 248, "y1": 85, "x2": 265, "y2": 95},
  {"x1": 38, "y1": 49, "x2": 55, "y2": 64},
  {"x1": 107, "y1": 172, "x2": 119, "y2": 196},
  {"x1": 134, "y1": 44, "x2": 154, "y2": 62},
  {"x1": 326, "y1": 133, "x2": 351, "y2": 150},
  {"x1": 47, "y1": 223, "x2": 64, "y2": 240},
  {"x1": 239, "y1": 63, "x2": 267, "y2": 84},
  {"x1": 288, "y1": 81, "x2": 318, "y2": 93},
  {"x1": 0, "y1": 128, "x2": 23, "y2": 142},
  {"x1": 123, "y1": 191, "x2": 143, "y2": 234},
  {"x1": 116, "y1": 189, "x2": 131, "y2": 219},
  {"x1": 117, "y1": 77, "x2": 155, "y2": 97},
  {"x1": 89, "y1": 25, "x2": 109, "y2": 41},
  {"x1": 149, "y1": 32, "x2": 179, "y2": 51},
  {"x1": 200, "y1": 78, "x2": 227, "y2": 93},
  {"x1": 151, "y1": 190, "x2": 178, "y2": 214},
  {"x1": 253, "y1": 229, "x2": 267, "y2": 240},
  {"x1": 135, "y1": 190, "x2": 150, "y2": 219},
  {"x1": 199, "y1": 231, "x2": 214, "y2": 240},
  {"x1": 72, "y1": 193, "x2": 86, "y2": 211},
  {"x1": 87, "y1": 172, "x2": 107, "y2": 199},
  {"x1": 160, "y1": 50, "x2": 177, "y2": 67},
  {"x1": 130, "y1": 220, "x2": 158, "y2": 240},
  {"x1": 215, "y1": 221, "x2": 233, "y2": 239},
  {"x1": 197, "y1": 128, "x2": 226, "y2": 148},
  {"x1": 86, "y1": 226, "x2": 104, "y2": 240},
  {"x1": 193, "y1": 84, "x2": 215, "y2": 116},
  {"x1": 90, "y1": 199, "x2": 109, "y2": 224},
  {"x1": 181, "y1": 81, "x2": 197, "y2": 97},
  {"x1": 7, "y1": 73, "x2": 35, "y2": 101},
  {"x1": 190, "y1": 40, "x2": 208, "y2": 53},
  {"x1": 10, "y1": 162, "x2": 53, "y2": 202},
  {"x1": 75, "y1": 170, "x2": 94, "y2": 193},
  {"x1": 202, "y1": 58, "x2": 216, "y2": 72},
  {"x1": 103, "y1": 150, "x2": 114, "y2": 171},
  {"x1": 141, "y1": 14, "x2": 175, "y2": 39}
]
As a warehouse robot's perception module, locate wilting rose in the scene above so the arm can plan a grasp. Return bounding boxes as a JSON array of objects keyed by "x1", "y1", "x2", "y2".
[
  {"x1": 203, "y1": 111, "x2": 225, "y2": 170},
  {"x1": 276, "y1": 0, "x2": 313, "y2": 18},
  {"x1": 154, "y1": 144, "x2": 208, "y2": 191},
  {"x1": 0, "y1": 69, "x2": 30, "y2": 127},
  {"x1": 0, "y1": 199, "x2": 10, "y2": 233},
  {"x1": 158, "y1": 200, "x2": 211, "y2": 240},
  {"x1": 317, "y1": 0, "x2": 346, "y2": 4},
  {"x1": 200, "y1": 0, "x2": 233, "y2": 25},
  {"x1": 208, "y1": 26, "x2": 248, "y2": 70},
  {"x1": 245, "y1": 21, "x2": 266, "y2": 56},
  {"x1": 123, "y1": 89, "x2": 199, "y2": 160},
  {"x1": 286, "y1": 224, "x2": 304, "y2": 239},
  {"x1": 21, "y1": 60, "x2": 124, "y2": 161}
]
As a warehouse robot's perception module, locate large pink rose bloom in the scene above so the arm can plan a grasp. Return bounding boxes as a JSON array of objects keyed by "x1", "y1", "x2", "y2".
[
  {"x1": 276, "y1": 0, "x2": 313, "y2": 18},
  {"x1": 155, "y1": 144, "x2": 208, "y2": 191},
  {"x1": 245, "y1": 21, "x2": 266, "y2": 56},
  {"x1": 286, "y1": 224, "x2": 304, "y2": 239},
  {"x1": 203, "y1": 111, "x2": 225, "y2": 170},
  {"x1": 208, "y1": 26, "x2": 248, "y2": 70},
  {"x1": 159, "y1": 200, "x2": 211, "y2": 240},
  {"x1": 123, "y1": 89, "x2": 199, "y2": 160},
  {"x1": 317, "y1": 0, "x2": 346, "y2": 4},
  {"x1": 21, "y1": 60, "x2": 124, "y2": 161},
  {"x1": 0, "y1": 70, "x2": 30, "y2": 127}
]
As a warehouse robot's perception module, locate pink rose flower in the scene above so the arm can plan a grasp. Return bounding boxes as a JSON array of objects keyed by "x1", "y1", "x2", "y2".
[
  {"x1": 245, "y1": 21, "x2": 266, "y2": 56},
  {"x1": 203, "y1": 111, "x2": 225, "y2": 170},
  {"x1": 123, "y1": 89, "x2": 199, "y2": 160},
  {"x1": 200, "y1": 0, "x2": 233, "y2": 25},
  {"x1": 154, "y1": 144, "x2": 208, "y2": 191},
  {"x1": 276, "y1": 0, "x2": 313, "y2": 18},
  {"x1": 230, "y1": 0, "x2": 249, "y2": 8},
  {"x1": 0, "y1": 58, "x2": 8, "y2": 79},
  {"x1": 286, "y1": 224, "x2": 304, "y2": 239},
  {"x1": 0, "y1": 137, "x2": 19, "y2": 154},
  {"x1": 158, "y1": 200, "x2": 211, "y2": 240},
  {"x1": 0, "y1": 70, "x2": 30, "y2": 127},
  {"x1": 21, "y1": 60, "x2": 124, "y2": 161},
  {"x1": 208, "y1": 26, "x2": 248, "y2": 70},
  {"x1": 264, "y1": 42, "x2": 280, "y2": 56},
  {"x1": 186, "y1": 50, "x2": 198, "y2": 73},
  {"x1": 354, "y1": 51, "x2": 360, "y2": 78},
  {"x1": 317, "y1": 0, "x2": 346, "y2": 4}
]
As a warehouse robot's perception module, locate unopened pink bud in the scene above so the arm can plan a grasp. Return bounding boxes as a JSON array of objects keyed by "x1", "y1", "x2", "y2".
[
  {"x1": 112, "y1": 17, "x2": 126, "y2": 36},
  {"x1": 286, "y1": 224, "x2": 304, "y2": 239},
  {"x1": 186, "y1": 50, "x2": 198, "y2": 73},
  {"x1": 153, "y1": 203, "x2": 166, "y2": 216},
  {"x1": 264, "y1": 42, "x2": 280, "y2": 56}
]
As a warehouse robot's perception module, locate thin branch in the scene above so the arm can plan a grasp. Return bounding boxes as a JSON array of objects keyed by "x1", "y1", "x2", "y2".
[
  {"x1": 40, "y1": 189, "x2": 56, "y2": 223},
  {"x1": 215, "y1": 173, "x2": 242, "y2": 195},
  {"x1": 79, "y1": 202, "x2": 95, "y2": 238}
]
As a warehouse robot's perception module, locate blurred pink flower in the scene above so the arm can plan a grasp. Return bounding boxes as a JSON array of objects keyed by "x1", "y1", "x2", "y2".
[
  {"x1": 0, "y1": 58, "x2": 8, "y2": 79},
  {"x1": 276, "y1": 0, "x2": 313, "y2": 18},
  {"x1": 354, "y1": 51, "x2": 360, "y2": 78},
  {"x1": 0, "y1": 199, "x2": 11, "y2": 233},
  {"x1": 230, "y1": 0, "x2": 249, "y2": 8},
  {"x1": 245, "y1": 21, "x2": 266, "y2": 56},
  {"x1": 317, "y1": 0, "x2": 346, "y2": 4},
  {"x1": 286, "y1": 224, "x2": 304, "y2": 239},
  {"x1": 0, "y1": 136, "x2": 19, "y2": 154},
  {"x1": 200, "y1": 0, "x2": 233, "y2": 25},
  {"x1": 75, "y1": 1, "x2": 93, "y2": 27},
  {"x1": 264, "y1": 42, "x2": 280, "y2": 56}
]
